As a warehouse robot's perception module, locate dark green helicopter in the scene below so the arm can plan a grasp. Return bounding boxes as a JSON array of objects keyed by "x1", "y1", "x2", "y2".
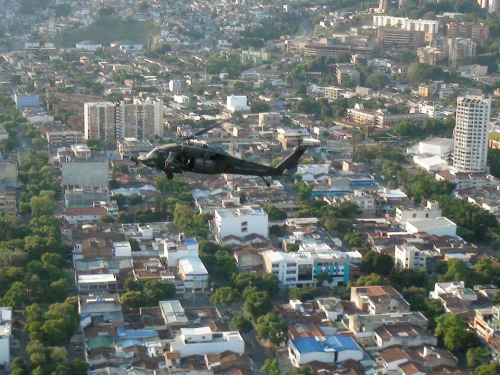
[{"x1": 131, "y1": 123, "x2": 308, "y2": 186}]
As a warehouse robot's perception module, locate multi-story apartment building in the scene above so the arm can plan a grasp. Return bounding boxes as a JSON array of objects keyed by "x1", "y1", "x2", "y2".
[
  {"x1": 84, "y1": 98, "x2": 163, "y2": 141},
  {"x1": 336, "y1": 66, "x2": 361, "y2": 87},
  {"x1": 351, "y1": 285, "x2": 411, "y2": 314},
  {"x1": 395, "y1": 200, "x2": 442, "y2": 224},
  {"x1": 116, "y1": 138, "x2": 153, "y2": 160},
  {"x1": 346, "y1": 105, "x2": 427, "y2": 127},
  {"x1": 377, "y1": 29, "x2": 425, "y2": 50},
  {"x1": 258, "y1": 112, "x2": 281, "y2": 128},
  {"x1": 325, "y1": 87, "x2": 345, "y2": 99},
  {"x1": 446, "y1": 22, "x2": 490, "y2": 41},
  {"x1": 372, "y1": 16, "x2": 440, "y2": 34},
  {"x1": 0, "y1": 191, "x2": 16, "y2": 215},
  {"x1": 394, "y1": 244, "x2": 428, "y2": 271},
  {"x1": 417, "y1": 46, "x2": 444, "y2": 65},
  {"x1": 45, "y1": 129, "x2": 83, "y2": 147},
  {"x1": 304, "y1": 43, "x2": 372, "y2": 59},
  {"x1": 447, "y1": 38, "x2": 477, "y2": 69},
  {"x1": 213, "y1": 205, "x2": 268, "y2": 243},
  {"x1": 0, "y1": 307, "x2": 12, "y2": 370},
  {"x1": 453, "y1": 95, "x2": 491, "y2": 172},
  {"x1": 261, "y1": 250, "x2": 314, "y2": 288}
]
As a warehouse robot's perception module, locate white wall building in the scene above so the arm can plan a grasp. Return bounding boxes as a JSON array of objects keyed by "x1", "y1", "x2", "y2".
[
  {"x1": 213, "y1": 205, "x2": 268, "y2": 242},
  {"x1": 261, "y1": 251, "x2": 314, "y2": 288},
  {"x1": 395, "y1": 244, "x2": 428, "y2": 271},
  {"x1": 76, "y1": 40, "x2": 102, "y2": 51},
  {"x1": 413, "y1": 155, "x2": 448, "y2": 172},
  {"x1": 418, "y1": 138, "x2": 455, "y2": 156},
  {"x1": 406, "y1": 217, "x2": 457, "y2": 237},
  {"x1": 113, "y1": 242, "x2": 132, "y2": 257},
  {"x1": 395, "y1": 200, "x2": 442, "y2": 225},
  {"x1": 288, "y1": 336, "x2": 363, "y2": 367},
  {"x1": 169, "y1": 327, "x2": 244, "y2": 357},
  {"x1": 169, "y1": 80, "x2": 182, "y2": 93},
  {"x1": 0, "y1": 307, "x2": 11, "y2": 370},
  {"x1": 174, "y1": 95, "x2": 190, "y2": 105},
  {"x1": 453, "y1": 95, "x2": 491, "y2": 173},
  {"x1": 372, "y1": 15, "x2": 440, "y2": 34},
  {"x1": 178, "y1": 257, "x2": 209, "y2": 291},
  {"x1": 163, "y1": 236, "x2": 199, "y2": 267},
  {"x1": 159, "y1": 300, "x2": 188, "y2": 327},
  {"x1": 227, "y1": 95, "x2": 250, "y2": 112}
]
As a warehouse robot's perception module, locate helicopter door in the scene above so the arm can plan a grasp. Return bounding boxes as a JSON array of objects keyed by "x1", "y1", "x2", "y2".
[{"x1": 193, "y1": 157, "x2": 215, "y2": 173}]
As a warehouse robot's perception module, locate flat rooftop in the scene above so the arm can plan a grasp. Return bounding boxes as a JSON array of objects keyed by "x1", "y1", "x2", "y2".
[
  {"x1": 77, "y1": 274, "x2": 117, "y2": 283},
  {"x1": 406, "y1": 217, "x2": 456, "y2": 230}
]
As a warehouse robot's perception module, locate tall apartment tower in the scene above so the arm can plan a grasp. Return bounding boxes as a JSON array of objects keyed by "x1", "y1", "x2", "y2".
[
  {"x1": 453, "y1": 95, "x2": 491, "y2": 172},
  {"x1": 84, "y1": 98, "x2": 163, "y2": 141}
]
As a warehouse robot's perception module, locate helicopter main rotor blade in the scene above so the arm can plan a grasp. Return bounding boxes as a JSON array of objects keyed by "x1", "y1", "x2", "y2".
[{"x1": 183, "y1": 122, "x2": 221, "y2": 140}]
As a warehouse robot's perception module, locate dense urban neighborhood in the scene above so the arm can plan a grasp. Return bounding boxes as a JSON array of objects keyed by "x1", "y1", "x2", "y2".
[{"x1": 5, "y1": 0, "x2": 500, "y2": 374}]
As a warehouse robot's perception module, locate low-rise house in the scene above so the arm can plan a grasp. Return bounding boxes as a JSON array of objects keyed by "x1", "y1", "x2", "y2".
[
  {"x1": 167, "y1": 327, "x2": 244, "y2": 359},
  {"x1": 288, "y1": 335, "x2": 364, "y2": 367},
  {"x1": 351, "y1": 285, "x2": 411, "y2": 314},
  {"x1": 77, "y1": 274, "x2": 118, "y2": 294},
  {"x1": 373, "y1": 324, "x2": 437, "y2": 348}
]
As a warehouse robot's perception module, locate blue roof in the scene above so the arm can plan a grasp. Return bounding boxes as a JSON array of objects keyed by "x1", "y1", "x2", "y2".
[
  {"x1": 291, "y1": 336, "x2": 360, "y2": 354},
  {"x1": 185, "y1": 238, "x2": 198, "y2": 246},
  {"x1": 122, "y1": 338, "x2": 142, "y2": 348}
]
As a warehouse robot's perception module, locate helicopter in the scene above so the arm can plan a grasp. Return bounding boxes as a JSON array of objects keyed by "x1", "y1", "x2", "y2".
[{"x1": 131, "y1": 123, "x2": 308, "y2": 186}]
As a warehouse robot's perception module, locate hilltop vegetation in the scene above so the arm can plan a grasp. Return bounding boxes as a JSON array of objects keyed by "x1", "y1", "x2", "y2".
[{"x1": 61, "y1": 19, "x2": 159, "y2": 47}]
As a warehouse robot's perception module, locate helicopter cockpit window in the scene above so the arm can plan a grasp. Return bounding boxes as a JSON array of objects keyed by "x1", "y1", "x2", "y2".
[{"x1": 145, "y1": 148, "x2": 159, "y2": 159}]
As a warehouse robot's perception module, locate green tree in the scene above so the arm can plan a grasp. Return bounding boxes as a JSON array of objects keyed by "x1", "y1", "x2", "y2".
[
  {"x1": 438, "y1": 258, "x2": 472, "y2": 287},
  {"x1": 231, "y1": 314, "x2": 253, "y2": 333},
  {"x1": 261, "y1": 359, "x2": 281, "y2": 375},
  {"x1": 262, "y1": 273, "x2": 280, "y2": 296},
  {"x1": 492, "y1": 291, "x2": 500, "y2": 305},
  {"x1": 250, "y1": 100, "x2": 271, "y2": 113},
  {"x1": 243, "y1": 291, "x2": 273, "y2": 321},
  {"x1": 435, "y1": 313, "x2": 469, "y2": 351},
  {"x1": 475, "y1": 362, "x2": 500, "y2": 375},
  {"x1": 316, "y1": 272, "x2": 333, "y2": 287},
  {"x1": 289, "y1": 286, "x2": 320, "y2": 302},
  {"x1": 211, "y1": 287, "x2": 241, "y2": 311},
  {"x1": 98, "y1": 215, "x2": 115, "y2": 223},
  {"x1": 361, "y1": 251, "x2": 394, "y2": 277},
  {"x1": 467, "y1": 347, "x2": 490, "y2": 369},
  {"x1": 120, "y1": 291, "x2": 147, "y2": 308},
  {"x1": 2, "y1": 281, "x2": 29, "y2": 309},
  {"x1": 263, "y1": 205, "x2": 287, "y2": 221},
  {"x1": 128, "y1": 194, "x2": 143, "y2": 205},
  {"x1": 30, "y1": 191, "x2": 56, "y2": 217},
  {"x1": 256, "y1": 313, "x2": 288, "y2": 347}
]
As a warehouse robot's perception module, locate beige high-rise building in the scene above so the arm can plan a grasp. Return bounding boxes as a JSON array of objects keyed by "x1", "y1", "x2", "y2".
[
  {"x1": 447, "y1": 38, "x2": 476, "y2": 69},
  {"x1": 453, "y1": 95, "x2": 491, "y2": 172},
  {"x1": 84, "y1": 98, "x2": 163, "y2": 141}
]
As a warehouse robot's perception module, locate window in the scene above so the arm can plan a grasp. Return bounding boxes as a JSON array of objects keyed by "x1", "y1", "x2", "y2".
[{"x1": 287, "y1": 263, "x2": 296, "y2": 267}]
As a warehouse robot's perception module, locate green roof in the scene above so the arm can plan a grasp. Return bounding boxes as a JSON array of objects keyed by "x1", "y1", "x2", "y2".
[{"x1": 87, "y1": 336, "x2": 113, "y2": 349}]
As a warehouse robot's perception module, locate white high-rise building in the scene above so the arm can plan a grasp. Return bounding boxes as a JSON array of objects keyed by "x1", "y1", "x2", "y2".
[
  {"x1": 84, "y1": 98, "x2": 163, "y2": 141},
  {"x1": 453, "y1": 95, "x2": 491, "y2": 172}
]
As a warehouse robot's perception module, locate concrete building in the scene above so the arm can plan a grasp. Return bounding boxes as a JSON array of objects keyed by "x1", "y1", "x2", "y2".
[
  {"x1": 0, "y1": 191, "x2": 16, "y2": 215},
  {"x1": 113, "y1": 242, "x2": 132, "y2": 257},
  {"x1": 169, "y1": 80, "x2": 182, "y2": 93},
  {"x1": 45, "y1": 129, "x2": 83, "y2": 147},
  {"x1": 379, "y1": 0, "x2": 398, "y2": 11},
  {"x1": 453, "y1": 95, "x2": 491, "y2": 172},
  {"x1": 261, "y1": 250, "x2": 314, "y2": 288},
  {"x1": 15, "y1": 93, "x2": 39, "y2": 111},
  {"x1": 84, "y1": 98, "x2": 163, "y2": 141},
  {"x1": 174, "y1": 95, "x2": 190, "y2": 105},
  {"x1": 169, "y1": 327, "x2": 244, "y2": 358},
  {"x1": 351, "y1": 285, "x2": 411, "y2": 314},
  {"x1": 64, "y1": 207, "x2": 108, "y2": 224},
  {"x1": 377, "y1": 29, "x2": 425, "y2": 50},
  {"x1": 0, "y1": 307, "x2": 11, "y2": 370},
  {"x1": 213, "y1": 205, "x2": 268, "y2": 242},
  {"x1": 447, "y1": 38, "x2": 477, "y2": 69},
  {"x1": 417, "y1": 46, "x2": 444, "y2": 65},
  {"x1": 406, "y1": 217, "x2": 457, "y2": 237},
  {"x1": 324, "y1": 87, "x2": 345, "y2": 99},
  {"x1": 0, "y1": 161, "x2": 18, "y2": 187},
  {"x1": 336, "y1": 66, "x2": 360, "y2": 87},
  {"x1": 304, "y1": 43, "x2": 372, "y2": 59},
  {"x1": 76, "y1": 40, "x2": 102, "y2": 51},
  {"x1": 346, "y1": 105, "x2": 427, "y2": 127},
  {"x1": 160, "y1": 300, "x2": 188, "y2": 327},
  {"x1": 374, "y1": 324, "x2": 437, "y2": 349},
  {"x1": 76, "y1": 274, "x2": 117, "y2": 294},
  {"x1": 226, "y1": 95, "x2": 250, "y2": 112},
  {"x1": 418, "y1": 137, "x2": 454, "y2": 156},
  {"x1": 288, "y1": 336, "x2": 363, "y2": 367},
  {"x1": 116, "y1": 138, "x2": 153, "y2": 160},
  {"x1": 395, "y1": 200, "x2": 442, "y2": 224},
  {"x1": 64, "y1": 187, "x2": 110, "y2": 208},
  {"x1": 372, "y1": 16, "x2": 440, "y2": 34},
  {"x1": 178, "y1": 257, "x2": 209, "y2": 291},
  {"x1": 395, "y1": 244, "x2": 428, "y2": 271},
  {"x1": 61, "y1": 157, "x2": 109, "y2": 188},
  {"x1": 162, "y1": 236, "x2": 199, "y2": 267},
  {"x1": 110, "y1": 40, "x2": 143, "y2": 51},
  {"x1": 258, "y1": 112, "x2": 281, "y2": 128},
  {"x1": 447, "y1": 22, "x2": 490, "y2": 41}
]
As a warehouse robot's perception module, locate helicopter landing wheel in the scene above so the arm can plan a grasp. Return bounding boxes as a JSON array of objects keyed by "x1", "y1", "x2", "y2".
[{"x1": 166, "y1": 172, "x2": 174, "y2": 180}]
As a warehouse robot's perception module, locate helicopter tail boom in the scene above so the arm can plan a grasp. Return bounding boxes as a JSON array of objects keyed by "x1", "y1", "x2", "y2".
[{"x1": 274, "y1": 145, "x2": 307, "y2": 175}]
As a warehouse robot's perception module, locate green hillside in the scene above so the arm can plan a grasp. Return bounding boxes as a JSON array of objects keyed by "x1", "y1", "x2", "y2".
[{"x1": 61, "y1": 19, "x2": 160, "y2": 47}]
